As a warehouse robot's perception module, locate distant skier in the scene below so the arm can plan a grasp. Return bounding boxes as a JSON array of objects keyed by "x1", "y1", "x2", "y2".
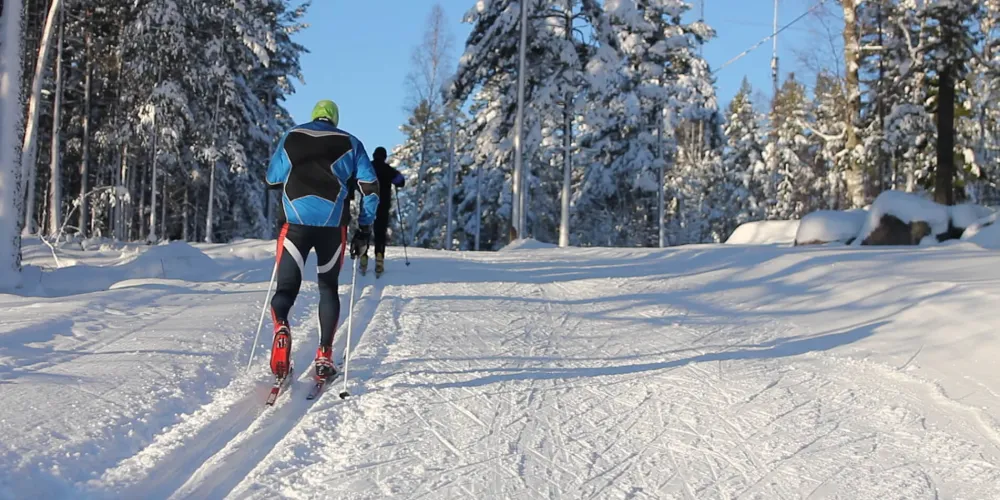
[
  {"x1": 265, "y1": 99, "x2": 379, "y2": 382},
  {"x1": 353, "y1": 146, "x2": 405, "y2": 277}
]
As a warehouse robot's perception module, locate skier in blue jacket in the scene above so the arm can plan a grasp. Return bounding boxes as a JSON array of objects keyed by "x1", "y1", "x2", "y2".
[{"x1": 265, "y1": 99, "x2": 379, "y2": 382}]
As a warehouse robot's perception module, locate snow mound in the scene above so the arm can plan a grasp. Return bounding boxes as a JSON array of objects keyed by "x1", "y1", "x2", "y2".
[
  {"x1": 500, "y1": 238, "x2": 559, "y2": 251},
  {"x1": 119, "y1": 241, "x2": 222, "y2": 281},
  {"x1": 854, "y1": 191, "x2": 950, "y2": 245},
  {"x1": 950, "y1": 203, "x2": 995, "y2": 231},
  {"x1": 24, "y1": 241, "x2": 224, "y2": 296},
  {"x1": 794, "y1": 210, "x2": 866, "y2": 245},
  {"x1": 725, "y1": 220, "x2": 800, "y2": 245},
  {"x1": 962, "y1": 212, "x2": 1000, "y2": 249}
]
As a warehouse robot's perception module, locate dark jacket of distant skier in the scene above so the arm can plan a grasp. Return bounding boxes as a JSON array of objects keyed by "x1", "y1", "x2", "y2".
[
  {"x1": 342, "y1": 147, "x2": 405, "y2": 241},
  {"x1": 264, "y1": 100, "x2": 379, "y2": 379}
]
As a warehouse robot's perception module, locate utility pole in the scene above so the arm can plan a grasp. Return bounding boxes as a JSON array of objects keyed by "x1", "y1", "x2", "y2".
[
  {"x1": 771, "y1": 0, "x2": 779, "y2": 98},
  {"x1": 512, "y1": 0, "x2": 528, "y2": 241}
]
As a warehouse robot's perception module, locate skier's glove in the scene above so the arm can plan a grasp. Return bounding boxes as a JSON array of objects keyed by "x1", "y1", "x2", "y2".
[{"x1": 350, "y1": 225, "x2": 371, "y2": 258}]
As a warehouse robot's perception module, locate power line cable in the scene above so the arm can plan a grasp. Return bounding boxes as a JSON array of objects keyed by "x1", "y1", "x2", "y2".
[{"x1": 712, "y1": 0, "x2": 830, "y2": 75}]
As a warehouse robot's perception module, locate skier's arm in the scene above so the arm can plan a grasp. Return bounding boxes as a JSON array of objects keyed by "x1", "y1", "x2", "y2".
[
  {"x1": 353, "y1": 140, "x2": 380, "y2": 227},
  {"x1": 266, "y1": 131, "x2": 291, "y2": 189},
  {"x1": 390, "y1": 166, "x2": 406, "y2": 188}
]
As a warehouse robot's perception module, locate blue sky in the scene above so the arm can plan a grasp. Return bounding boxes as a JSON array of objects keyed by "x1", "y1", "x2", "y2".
[{"x1": 283, "y1": 0, "x2": 841, "y2": 153}]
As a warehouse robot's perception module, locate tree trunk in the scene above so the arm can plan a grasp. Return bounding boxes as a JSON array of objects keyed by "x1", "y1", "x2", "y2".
[
  {"x1": 444, "y1": 113, "x2": 456, "y2": 250},
  {"x1": 138, "y1": 155, "x2": 147, "y2": 239},
  {"x1": 474, "y1": 159, "x2": 482, "y2": 251},
  {"x1": 935, "y1": 60, "x2": 956, "y2": 205},
  {"x1": 512, "y1": 0, "x2": 528, "y2": 240},
  {"x1": 149, "y1": 97, "x2": 159, "y2": 242},
  {"x1": 1, "y1": 0, "x2": 25, "y2": 285},
  {"x1": 559, "y1": 3, "x2": 573, "y2": 248},
  {"x1": 205, "y1": 85, "x2": 223, "y2": 244},
  {"x1": 20, "y1": 0, "x2": 62, "y2": 235},
  {"x1": 79, "y1": 26, "x2": 91, "y2": 238},
  {"x1": 182, "y1": 185, "x2": 190, "y2": 241},
  {"x1": 48, "y1": 5, "x2": 64, "y2": 238},
  {"x1": 160, "y1": 175, "x2": 167, "y2": 239},
  {"x1": 841, "y1": 0, "x2": 866, "y2": 208}
]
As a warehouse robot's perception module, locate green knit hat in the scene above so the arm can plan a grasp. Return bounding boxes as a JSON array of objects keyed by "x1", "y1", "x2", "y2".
[{"x1": 311, "y1": 99, "x2": 339, "y2": 126}]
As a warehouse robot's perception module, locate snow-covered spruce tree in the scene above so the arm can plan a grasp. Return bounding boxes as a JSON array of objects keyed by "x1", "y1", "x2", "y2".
[
  {"x1": 919, "y1": 0, "x2": 982, "y2": 205},
  {"x1": 397, "y1": 4, "x2": 455, "y2": 249},
  {"x1": 857, "y1": 0, "x2": 904, "y2": 196},
  {"x1": 1, "y1": 0, "x2": 25, "y2": 286},
  {"x1": 762, "y1": 75, "x2": 814, "y2": 220},
  {"x1": 574, "y1": 0, "x2": 713, "y2": 247},
  {"x1": 13, "y1": 0, "x2": 304, "y2": 244},
  {"x1": 811, "y1": 71, "x2": 848, "y2": 210},
  {"x1": 966, "y1": 0, "x2": 1000, "y2": 203},
  {"x1": 721, "y1": 78, "x2": 766, "y2": 230},
  {"x1": 451, "y1": 0, "x2": 530, "y2": 248},
  {"x1": 392, "y1": 99, "x2": 451, "y2": 249},
  {"x1": 450, "y1": 0, "x2": 604, "y2": 247},
  {"x1": 666, "y1": 27, "x2": 725, "y2": 245}
]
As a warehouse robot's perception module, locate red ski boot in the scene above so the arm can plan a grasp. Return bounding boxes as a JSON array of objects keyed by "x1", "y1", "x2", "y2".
[
  {"x1": 270, "y1": 321, "x2": 292, "y2": 377},
  {"x1": 314, "y1": 346, "x2": 337, "y2": 380}
]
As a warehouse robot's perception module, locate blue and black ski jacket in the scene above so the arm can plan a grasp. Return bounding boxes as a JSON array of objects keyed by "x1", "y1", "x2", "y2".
[{"x1": 266, "y1": 119, "x2": 379, "y2": 227}]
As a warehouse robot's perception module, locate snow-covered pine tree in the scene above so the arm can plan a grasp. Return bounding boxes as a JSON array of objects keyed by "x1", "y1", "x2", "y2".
[
  {"x1": 919, "y1": 0, "x2": 982, "y2": 205},
  {"x1": 966, "y1": 0, "x2": 1000, "y2": 203},
  {"x1": 574, "y1": 0, "x2": 711, "y2": 247},
  {"x1": 763, "y1": 74, "x2": 814, "y2": 220},
  {"x1": 393, "y1": 99, "x2": 451, "y2": 249},
  {"x1": 811, "y1": 71, "x2": 848, "y2": 209},
  {"x1": 451, "y1": 0, "x2": 603, "y2": 247},
  {"x1": 721, "y1": 78, "x2": 766, "y2": 230},
  {"x1": 665, "y1": 19, "x2": 724, "y2": 245},
  {"x1": 14, "y1": 0, "x2": 305, "y2": 243},
  {"x1": 401, "y1": 4, "x2": 454, "y2": 247},
  {"x1": 1, "y1": 0, "x2": 25, "y2": 286}
]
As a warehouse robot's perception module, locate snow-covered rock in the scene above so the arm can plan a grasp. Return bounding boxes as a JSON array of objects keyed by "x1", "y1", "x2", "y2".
[
  {"x1": 854, "y1": 191, "x2": 995, "y2": 246},
  {"x1": 862, "y1": 214, "x2": 933, "y2": 246},
  {"x1": 854, "y1": 191, "x2": 950, "y2": 246},
  {"x1": 794, "y1": 210, "x2": 866, "y2": 246},
  {"x1": 725, "y1": 220, "x2": 800, "y2": 245}
]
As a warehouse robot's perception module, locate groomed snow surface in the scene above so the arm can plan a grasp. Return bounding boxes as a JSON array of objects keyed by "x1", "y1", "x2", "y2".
[{"x1": 6, "y1": 237, "x2": 1000, "y2": 498}]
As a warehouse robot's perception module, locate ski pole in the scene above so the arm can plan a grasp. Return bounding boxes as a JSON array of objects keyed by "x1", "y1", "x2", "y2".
[
  {"x1": 394, "y1": 186, "x2": 411, "y2": 266},
  {"x1": 340, "y1": 255, "x2": 359, "y2": 399},
  {"x1": 246, "y1": 258, "x2": 279, "y2": 372}
]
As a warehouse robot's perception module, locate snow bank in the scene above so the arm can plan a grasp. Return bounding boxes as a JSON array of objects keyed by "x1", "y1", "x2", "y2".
[
  {"x1": 119, "y1": 241, "x2": 222, "y2": 281},
  {"x1": 962, "y1": 212, "x2": 1000, "y2": 249},
  {"x1": 23, "y1": 241, "x2": 224, "y2": 296},
  {"x1": 854, "y1": 191, "x2": 950, "y2": 246},
  {"x1": 725, "y1": 220, "x2": 800, "y2": 245},
  {"x1": 500, "y1": 238, "x2": 559, "y2": 251},
  {"x1": 950, "y1": 203, "x2": 995, "y2": 231},
  {"x1": 794, "y1": 210, "x2": 866, "y2": 245}
]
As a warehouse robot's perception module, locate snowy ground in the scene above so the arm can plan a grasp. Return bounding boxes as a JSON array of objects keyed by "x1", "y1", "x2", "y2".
[{"x1": 5, "y1": 237, "x2": 1000, "y2": 499}]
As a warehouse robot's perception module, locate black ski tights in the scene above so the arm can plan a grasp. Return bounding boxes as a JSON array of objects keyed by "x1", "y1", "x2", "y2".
[{"x1": 270, "y1": 223, "x2": 346, "y2": 349}]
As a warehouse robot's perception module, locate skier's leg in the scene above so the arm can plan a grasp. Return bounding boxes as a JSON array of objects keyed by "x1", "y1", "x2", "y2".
[
  {"x1": 269, "y1": 223, "x2": 311, "y2": 376},
  {"x1": 374, "y1": 212, "x2": 389, "y2": 255},
  {"x1": 313, "y1": 226, "x2": 346, "y2": 378},
  {"x1": 374, "y1": 212, "x2": 388, "y2": 275},
  {"x1": 270, "y1": 223, "x2": 310, "y2": 324}
]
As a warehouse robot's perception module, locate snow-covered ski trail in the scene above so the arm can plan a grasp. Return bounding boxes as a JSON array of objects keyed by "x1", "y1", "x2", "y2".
[
  {"x1": 9, "y1": 240, "x2": 1000, "y2": 498},
  {"x1": 84, "y1": 277, "x2": 386, "y2": 500}
]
